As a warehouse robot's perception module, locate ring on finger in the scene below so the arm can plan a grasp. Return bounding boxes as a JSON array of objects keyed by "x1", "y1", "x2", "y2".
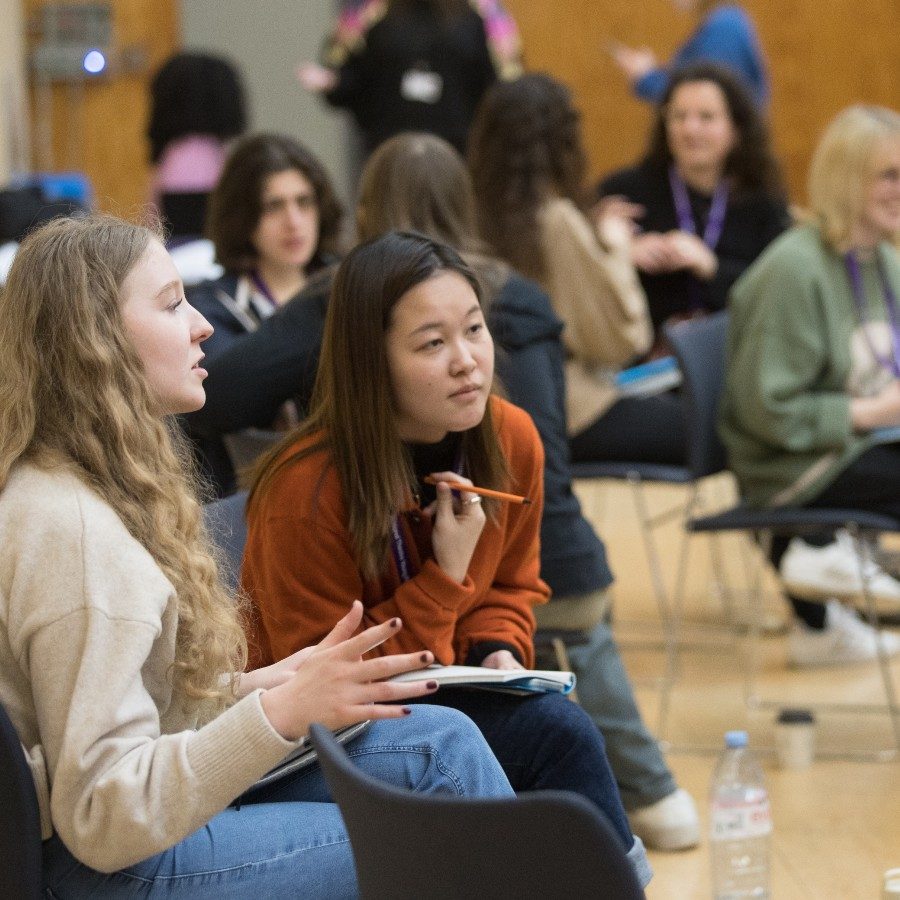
[{"x1": 465, "y1": 495, "x2": 482, "y2": 505}]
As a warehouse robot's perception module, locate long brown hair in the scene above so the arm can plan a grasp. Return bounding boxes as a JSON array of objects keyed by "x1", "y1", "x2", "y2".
[
  {"x1": 356, "y1": 131, "x2": 509, "y2": 299},
  {"x1": 644, "y1": 63, "x2": 785, "y2": 199},
  {"x1": 468, "y1": 73, "x2": 588, "y2": 283},
  {"x1": 0, "y1": 216, "x2": 246, "y2": 708},
  {"x1": 249, "y1": 231, "x2": 508, "y2": 578}
]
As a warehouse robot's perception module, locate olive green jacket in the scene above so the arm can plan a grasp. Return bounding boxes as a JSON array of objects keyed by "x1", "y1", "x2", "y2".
[{"x1": 719, "y1": 224, "x2": 900, "y2": 506}]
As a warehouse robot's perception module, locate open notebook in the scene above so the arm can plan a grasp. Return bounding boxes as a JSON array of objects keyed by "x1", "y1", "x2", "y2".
[{"x1": 390, "y1": 664, "x2": 575, "y2": 695}]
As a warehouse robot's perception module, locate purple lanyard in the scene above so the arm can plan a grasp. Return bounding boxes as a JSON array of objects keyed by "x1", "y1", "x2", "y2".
[
  {"x1": 389, "y1": 517, "x2": 416, "y2": 583},
  {"x1": 389, "y1": 448, "x2": 465, "y2": 584},
  {"x1": 668, "y1": 165, "x2": 730, "y2": 249},
  {"x1": 845, "y1": 251, "x2": 900, "y2": 378},
  {"x1": 250, "y1": 270, "x2": 279, "y2": 313},
  {"x1": 668, "y1": 166, "x2": 730, "y2": 312}
]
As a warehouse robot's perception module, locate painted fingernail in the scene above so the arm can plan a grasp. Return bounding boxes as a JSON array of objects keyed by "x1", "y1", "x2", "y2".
[
  {"x1": 390, "y1": 618, "x2": 401, "y2": 628},
  {"x1": 420, "y1": 652, "x2": 430, "y2": 663},
  {"x1": 426, "y1": 681, "x2": 439, "y2": 690},
  {"x1": 402, "y1": 706, "x2": 412, "y2": 715}
]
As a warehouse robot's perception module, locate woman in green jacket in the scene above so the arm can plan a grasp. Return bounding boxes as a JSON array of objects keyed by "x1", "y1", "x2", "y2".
[{"x1": 720, "y1": 105, "x2": 900, "y2": 666}]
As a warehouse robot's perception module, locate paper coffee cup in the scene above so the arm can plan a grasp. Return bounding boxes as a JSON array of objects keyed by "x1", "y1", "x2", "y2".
[{"x1": 774, "y1": 708, "x2": 815, "y2": 769}]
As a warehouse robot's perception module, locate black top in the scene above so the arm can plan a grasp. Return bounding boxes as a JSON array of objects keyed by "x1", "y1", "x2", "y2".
[
  {"x1": 324, "y1": 1, "x2": 497, "y2": 154},
  {"x1": 187, "y1": 268, "x2": 613, "y2": 600},
  {"x1": 598, "y1": 161, "x2": 790, "y2": 333},
  {"x1": 408, "y1": 432, "x2": 460, "y2": 508}
]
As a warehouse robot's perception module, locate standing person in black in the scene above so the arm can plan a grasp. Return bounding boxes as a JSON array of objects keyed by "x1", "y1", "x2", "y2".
[
  {"x1": 297, "y1": 0, "x2": 521, "y2": 155},
  {"x1": 598, "y1": 63, "x2": 790, "y2": 340}
]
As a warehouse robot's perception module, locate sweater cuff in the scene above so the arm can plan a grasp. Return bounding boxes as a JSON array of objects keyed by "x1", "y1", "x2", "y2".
[
  {"x1": 465, "y1": 641, "x2": 524, "y2": 667},
  {"x1": 417, "y1": 559, "x2": 477, "y2": 610},
  {"x1": 186, "y1": 689, "x2": 301, "y2": 802},
  {"x1": 816, "y1": 394, "x2": 853, "y2": 447}
]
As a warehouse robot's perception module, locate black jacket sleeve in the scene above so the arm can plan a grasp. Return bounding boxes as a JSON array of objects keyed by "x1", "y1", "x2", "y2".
[{"x1": 186, "y1": 278, "x2": 330, "y2": 437}]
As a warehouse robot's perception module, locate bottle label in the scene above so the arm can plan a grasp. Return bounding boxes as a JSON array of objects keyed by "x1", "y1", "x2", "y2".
[{"x1": 711, "y1": 798, "x2": 772, "y2": 840}]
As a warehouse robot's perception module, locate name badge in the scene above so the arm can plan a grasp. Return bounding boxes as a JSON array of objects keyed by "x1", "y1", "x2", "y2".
[{"x1": 400, "y1": 69, "x2": 443, "y2": 104}]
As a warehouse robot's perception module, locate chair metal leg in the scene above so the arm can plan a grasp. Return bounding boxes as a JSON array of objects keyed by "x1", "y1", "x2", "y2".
[
  {"x1": 739, "y1": 526, "x2": 898, "y2": 762},
  {"x1": 626, "y1": 474, "x2": 679, "y2": 740},
  {"x1": 850, "y1": 526, "x2": 900, "y2": 759}
]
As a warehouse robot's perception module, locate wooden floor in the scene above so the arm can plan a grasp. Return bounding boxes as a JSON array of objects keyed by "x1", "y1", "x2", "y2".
[{"x1": 572, "y1": 475, "x2": 900, "y2": 900}]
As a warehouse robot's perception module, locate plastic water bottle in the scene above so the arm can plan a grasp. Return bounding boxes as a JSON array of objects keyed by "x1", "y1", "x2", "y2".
[{"x1": 709, "y1": 731, "x2": 772, "y2": 899}]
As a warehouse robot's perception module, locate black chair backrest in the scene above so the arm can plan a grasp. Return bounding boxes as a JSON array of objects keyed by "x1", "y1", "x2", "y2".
[
  {"x1": 0, "y1": 701, "x2": 43, "y2": 899},
  {"x1": 309, "y1": 723, "x2": 645, "y2": 900},
  {"x1": 664, "y1": 311, "x2": 730, "y2": 480},
  {"x1": 202, "y1": 490, "x2": 248, "y2": 595}
]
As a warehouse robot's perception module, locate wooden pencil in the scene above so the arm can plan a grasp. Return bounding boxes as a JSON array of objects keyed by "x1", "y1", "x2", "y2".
[{"x1": 423, "y1": 475, "x2": 532, "y2": 505}]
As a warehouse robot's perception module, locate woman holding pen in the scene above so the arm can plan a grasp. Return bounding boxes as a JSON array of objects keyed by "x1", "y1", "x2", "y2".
[
  {"x1": 242, "y1": 231, "x2": 652, "y2": 888},
  {"x1": 0, "y1": 215, "x2": 518, "y2": 897}
]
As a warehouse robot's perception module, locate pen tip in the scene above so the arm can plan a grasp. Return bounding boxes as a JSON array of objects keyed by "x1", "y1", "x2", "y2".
[{"x1": 522, "y1": 498, "x2": 532, "y2": 505}]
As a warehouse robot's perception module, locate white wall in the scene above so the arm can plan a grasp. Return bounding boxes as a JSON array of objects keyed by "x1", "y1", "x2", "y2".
[
  {"x1": 0, "y1": 0, "x2": 29, "y2": 183},
  {"x1": 181, "y1": 0, "x2": 354, "y2": 205}
]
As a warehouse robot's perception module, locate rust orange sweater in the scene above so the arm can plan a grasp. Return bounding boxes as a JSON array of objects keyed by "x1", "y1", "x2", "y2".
[{"x1": 242, "y1": 397, "x2": 549, "y2": 669}]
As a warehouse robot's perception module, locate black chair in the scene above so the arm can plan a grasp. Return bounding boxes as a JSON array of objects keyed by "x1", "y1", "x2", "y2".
[
  {"x1": 0, "y1": 700, "x2": 43, "y2": 899},
  {"x1": 667, "y1": 314, "x2": 900, "y2": 759},
  {"x1": 308, "y1": 723, "x2": 645, "y2": 900},
  {"x1": 202, "y1": 490, "x2": 248, "y2": 595}
]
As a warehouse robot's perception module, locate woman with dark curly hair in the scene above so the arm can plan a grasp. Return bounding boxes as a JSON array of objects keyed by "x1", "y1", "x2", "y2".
[
  {"x1": 185, "y1": 133, "x2": 344, "y2": 494},
  {"x1": 599, "y1": 63, "x2": 790, "y2": 338},
  {"x1": 468, "y1": 74, "x2": 681, "y2": 465},
  {"x1": 147, "y1": 52, "x2": 247, "y2": 237}
]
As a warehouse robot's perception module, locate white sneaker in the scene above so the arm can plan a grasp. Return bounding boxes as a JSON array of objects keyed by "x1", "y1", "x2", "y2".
[
  {"x1": 788, "y1": 599, "x2": 900, "y2": 667},
  {"x1": 779, "y1": 530, "x2": 900, "y2": 606},
  {"x1": 628, "y1": 788, "x2": 700, "y2": 851}
]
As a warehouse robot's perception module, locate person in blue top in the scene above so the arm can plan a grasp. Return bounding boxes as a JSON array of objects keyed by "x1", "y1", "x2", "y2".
[{"x1": 610, "y1": 1, "x2": 769, "y2": 108}]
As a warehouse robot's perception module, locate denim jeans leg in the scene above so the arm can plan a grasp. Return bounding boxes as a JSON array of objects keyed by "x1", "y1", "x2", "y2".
[
  {"x1": 42, "y1": 705, "x2": 512, "y2": 898},
  {"x1": 566, "y1": 621, "x2": 677, "y2": 810}
]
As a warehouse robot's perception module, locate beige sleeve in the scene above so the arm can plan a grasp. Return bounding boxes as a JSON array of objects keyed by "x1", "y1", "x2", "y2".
[
  {"x1": 539, "y1": 198, "x2": 652, "y2": 367},
  {"x1": 8, "y1": 490, "x2": 297, "y2": 873}
]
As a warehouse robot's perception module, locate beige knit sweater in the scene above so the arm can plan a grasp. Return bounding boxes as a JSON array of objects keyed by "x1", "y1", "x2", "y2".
[
  {"x1": 537, "y1": 197, "x2": 653, "y2": 435},
  {"x1": 0, "y1": 463, "x2": 298, "y2": 873}
]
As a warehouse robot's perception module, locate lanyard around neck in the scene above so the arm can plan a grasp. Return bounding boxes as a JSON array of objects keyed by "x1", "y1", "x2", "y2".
[
  {"x1": 250, "y1": 270, "x2": 279, "y2": 312},
  {"x1": 668, "y1": 165, "x2": 730, "y2": 250},
  {"x1": 845, "y1": 250, "x2": 900, "y2": 378}
]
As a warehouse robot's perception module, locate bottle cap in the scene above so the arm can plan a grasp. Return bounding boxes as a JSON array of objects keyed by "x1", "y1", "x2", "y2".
[
  {"x1": 776, "y1": 708, "x2": 815, "y2": 725},
  {"x1": 724, "y1": 730, "x2": 748, "y2": 748}
]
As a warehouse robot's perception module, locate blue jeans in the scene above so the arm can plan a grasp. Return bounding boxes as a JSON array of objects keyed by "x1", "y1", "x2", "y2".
[
  {"x1": 42, "y1": 706, "x2": 513, "y2": 898},
  {"x1": 416, "y1": 687, "x2": 652, "y2": 889}
]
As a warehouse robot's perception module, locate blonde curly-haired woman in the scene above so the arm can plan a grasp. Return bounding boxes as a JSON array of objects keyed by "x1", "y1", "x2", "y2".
[{"x1": 0, "y1": 215, "x2": 512, "y2": 897}]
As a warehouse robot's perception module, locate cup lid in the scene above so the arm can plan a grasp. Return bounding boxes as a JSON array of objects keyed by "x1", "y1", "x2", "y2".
[{"x1": 776, "y1": 708, "x2": 815, "y2": 724}]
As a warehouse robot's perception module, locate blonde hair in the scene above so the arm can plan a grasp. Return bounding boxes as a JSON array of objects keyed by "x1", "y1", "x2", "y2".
[
  {"x1": 808, "y1": 105, "x2": 900, "y2": 250},
  {"x1": 0, "y1": 216, "x2": 247, "y2": 708}
]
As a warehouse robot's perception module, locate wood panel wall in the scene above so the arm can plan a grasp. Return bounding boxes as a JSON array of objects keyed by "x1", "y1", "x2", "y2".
[
  {"x1": 24, "y1": 0, "x2": 179, "y2": 215},
  {"x1": 504, "y1": 0, "x2": 900, "y2": 202}
]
